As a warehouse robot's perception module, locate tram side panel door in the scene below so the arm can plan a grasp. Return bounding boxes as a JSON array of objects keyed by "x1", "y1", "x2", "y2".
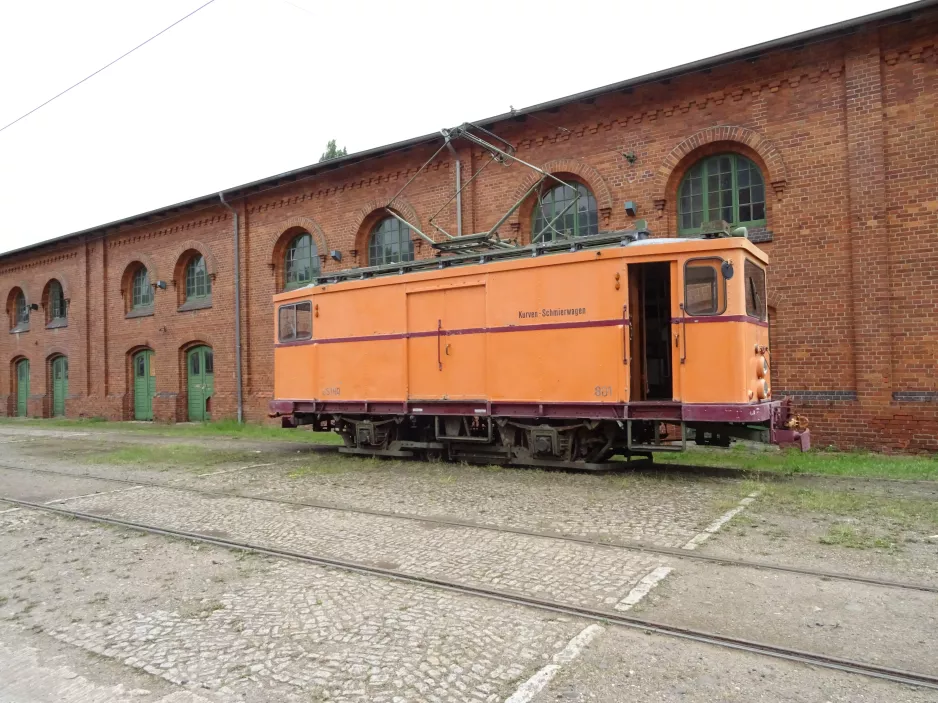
[
  {"x1": 406, "y1": 286, "x2": 486, "y2": 401},
  {"x1": 627, "y1": 263, "x2": 673, "y2": 401}
]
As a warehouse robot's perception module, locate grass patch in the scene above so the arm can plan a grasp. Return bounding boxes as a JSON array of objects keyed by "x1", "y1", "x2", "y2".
[
  {"x1": 655, "y1": 445, "x2": 938, "y2": 481},
  {"x1": 819, "y1": 524, "x2": 896, "y2": 550},
  {"x1": 84, "y1": 444, "x2": 261, "y2": 469},
  {"x1": 753, "y1": 483, "x2": 938, "y2": 532},
  {"x1": 0, "y1": 416, "x2": 342, "y2": 445}
]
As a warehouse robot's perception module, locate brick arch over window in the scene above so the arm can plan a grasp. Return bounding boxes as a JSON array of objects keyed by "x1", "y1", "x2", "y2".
[
  {"x1": 269, "y1": 217, "x2": 329, "y2": 270},
  {"x1": 6, "y1": 281, "x2": 32, "y2": 306},
  {"x1": 172, "y1": 241, "x2": 218, "y2": 307},
  {"x1": 41, "y1": 277, "x2": 70, "y2": 325},
  {"x1": 270, "y1": 217, "x2": 329, "y2": 291},
  {"x1": 508, "y1": 158, "x2": 613, "y2": 234},
  {"x1": 171, "y1": 240, "x2": 218, "y2": 283},
  {"x1": 352, "y1": 197, "x2": 423, "y2": 262},
  {"x1": 117, "y1": 254, "x2": 160, "y2": 292},
  {"x1": 6, "y1": 284, "x2": 29, "y2": 330},
  {"x1": 41, "y1": 274, "x2": 70, "y2": 300},
  {"x1": 653, "y1": 126, "x2": 788, "y2": 216}
]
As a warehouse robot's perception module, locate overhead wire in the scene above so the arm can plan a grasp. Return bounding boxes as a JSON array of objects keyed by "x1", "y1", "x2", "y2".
[{"x1": 0, "y1": 0, "x2": 218, "y2": 135}]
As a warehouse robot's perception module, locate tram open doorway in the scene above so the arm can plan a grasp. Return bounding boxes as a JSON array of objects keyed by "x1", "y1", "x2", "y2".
[{"x1": 628, "y1": 262, "x2": 673, "y2": 401}]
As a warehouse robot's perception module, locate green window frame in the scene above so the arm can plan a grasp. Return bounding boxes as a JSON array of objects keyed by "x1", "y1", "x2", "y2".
[
  {"x1": 48, "y1": 280, "x2": 66, "y2": 321},
  {"x1": 369, "y1": 217, "x2": 414, "y2": 266},
  {"x1": 532, "y1": 182, "x2": 598, "y2": 242},
  {"x1": 678, "y1": 154, "x2": 766, "y2": 234},
  {"x1": 13, "y1": 291, "x2": 28, "y2": 327},
  {"x1": 185, "y1": 255, "x2": 211, "y2": 300},
  {"x1": 284, "y1": 232, "x2": 320, "y2": 290},
  {"x1": 132, "y1": 267, "x2": 153, "y2": 309}
]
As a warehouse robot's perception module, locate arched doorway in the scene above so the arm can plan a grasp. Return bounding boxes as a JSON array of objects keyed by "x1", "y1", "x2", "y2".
[
  {"x1": 14, "y1": 359, "x2": 29, "y2": 417},
  {"x1": 186, "y1": 346, "x2": 214, "y2": 421},
  {"x1": 51, "y1": 356, "x2": 68, "y2": 417},
  {"x1": 132, "y1": 349, "x2": 155, "y2": 421}
]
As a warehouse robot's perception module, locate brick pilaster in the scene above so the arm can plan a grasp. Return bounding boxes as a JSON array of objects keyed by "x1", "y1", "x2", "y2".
[{"x1": 844, "y1": 30, "x2": 892, "y2": 405}]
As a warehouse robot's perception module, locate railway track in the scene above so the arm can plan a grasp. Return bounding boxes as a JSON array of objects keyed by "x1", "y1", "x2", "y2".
[
  {"x1": 2, "y1": 493, "x2": 937, "y2": 691},
  {"x1": 0, "y1": 461, "x2": 935, "y2": 595}
]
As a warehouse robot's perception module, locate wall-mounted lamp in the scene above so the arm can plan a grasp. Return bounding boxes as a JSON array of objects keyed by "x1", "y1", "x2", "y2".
[
  {"x1": 622, "y1": 151, "x2": 637, "y2": 165},
  {"x1": 330, "y1": 250, "x2": 342, "y2": 262},
  {"x1": 28, "y1": 303, "x2": 39, "y2": 311},
  {"x1": 155, "y1": 280, "x2": 167, "y2": 290},
  {"x1": 624, "y1": 201, "x2": 638, "y2": 217}
]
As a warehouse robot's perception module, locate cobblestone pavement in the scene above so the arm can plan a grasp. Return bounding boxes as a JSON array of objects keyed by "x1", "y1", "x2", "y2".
[
  {"x1": 3, "y1": 435, "x2": 733, "y2": 548},
  {"x1": 196, "y1": 462, "x2": 722, "y2": 547},
  {"x1": 0, "y1": 510, "x2": 587, "y2": 703},
  {"x1": 7, "y1": 428, "x2": 929, "y2": 702},
  {"x1": 3, "y1": 469, "x2": 668, "y2": 611}
]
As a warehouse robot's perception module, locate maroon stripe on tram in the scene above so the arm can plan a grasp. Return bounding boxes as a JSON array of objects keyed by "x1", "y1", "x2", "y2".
[
  {"x1": 274, "y1": 317, "x2": 629, "y2": 348},
  {"x1": 671, "y1": 314, "x2": 768, "y2": 327}
]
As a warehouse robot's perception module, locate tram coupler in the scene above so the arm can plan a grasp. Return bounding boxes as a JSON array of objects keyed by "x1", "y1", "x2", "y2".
[{"x1": 771, "y1": 398, "x2": 811, "y2": 451}]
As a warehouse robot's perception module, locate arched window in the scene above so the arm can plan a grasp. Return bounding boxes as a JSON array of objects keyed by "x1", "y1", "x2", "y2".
[
  {"x1": 48, "y1": 280, "x2": 66, "y2": 323},
  {"x1": 369, "y1": 217, "x2": 414, "y2": 266},
  {"x1": 13, "y1": 291, "x2": 28, "y2": 328},
  {"x1": 185, "y1": 255, "x2": 211, "y2": 300},
  {"x1": 678, "y1": 154, "x2": 766, "y2": 233},
  {"x1": 284, "y1": 232, "x2": 320, "y2": 290},
  {"x1": 531, "y1": 182, "x2": 598, "y2": 242},
  {"x1": 132, "y1": 267, "x2": 153, "y2": 309}
]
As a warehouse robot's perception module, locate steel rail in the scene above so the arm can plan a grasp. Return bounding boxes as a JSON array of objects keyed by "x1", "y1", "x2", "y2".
[
  {"x1": 0, "y1": 462, "x2": 935, "y2": 595},
  {"x1": 1, "y1": 494, "x2": 937, "y2": 691}
]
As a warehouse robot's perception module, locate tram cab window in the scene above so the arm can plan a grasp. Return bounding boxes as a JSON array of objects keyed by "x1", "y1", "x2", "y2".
[
  {"x1": 684, "y1": 259, "x2": 727, "y2": 316},
  {"x1": 744, "y1": 260, "x2": 767, "y2": 321},
  {"x1": 278, "y1": 301, "x2": 313, "y2": 342}
]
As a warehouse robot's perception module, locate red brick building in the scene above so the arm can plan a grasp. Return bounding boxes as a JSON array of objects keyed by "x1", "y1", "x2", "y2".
[{"x1": 2, "y1": 2, "x2": 937, "y2": 449}]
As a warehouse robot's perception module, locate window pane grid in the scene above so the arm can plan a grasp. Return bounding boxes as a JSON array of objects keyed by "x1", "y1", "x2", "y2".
[
  {"x1": 285, "y1": 232, "x2": 320, "y2": 289},
  {"x1": 677, "y1": 155, "x2": 767, "y2": 234},
  {"x1": 49, "y1": 281, "x2": 65, "y2": 320},
  {"x1": 14, "y1": 293, "x2": 28, "y2": 325},
  {"x1": 185, "y1": 256, "x2": 211, "y2": 299},
  {"x1": 369, "y1": 218, "x2": 414, "y2": 266},
  {"x1": 132, "y1": 268, "x2": 152, "y2": 309},
  {"x1": 532, "y1": 183, "x2": 598, "y2": 242}
]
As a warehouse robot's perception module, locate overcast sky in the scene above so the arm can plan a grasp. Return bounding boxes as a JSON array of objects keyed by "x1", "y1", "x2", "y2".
[{"x1": 0, "y1": 0, "x2": 909, "y2": 254}]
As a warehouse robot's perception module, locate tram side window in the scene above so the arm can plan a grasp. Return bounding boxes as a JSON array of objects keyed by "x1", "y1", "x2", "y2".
[
  {"x1": 684, "y1": 259, "x2": 727, "y2": 316},
  {"x1": 744, "y1": 260, "x2": 767, "y2": 321},
  {"x1": 278, "y1": 302, "x2": 313, "y2": 342}
]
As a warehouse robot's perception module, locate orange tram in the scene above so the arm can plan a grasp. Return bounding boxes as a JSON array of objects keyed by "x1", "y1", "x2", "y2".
[{"x1": 269, "y1": 229, "x2": 810, "y2": 469}]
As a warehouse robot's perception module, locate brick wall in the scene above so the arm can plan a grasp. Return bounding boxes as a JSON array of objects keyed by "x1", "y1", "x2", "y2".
[{"x1": 1, "y1": 10, "x2": 936, "y2": 450}]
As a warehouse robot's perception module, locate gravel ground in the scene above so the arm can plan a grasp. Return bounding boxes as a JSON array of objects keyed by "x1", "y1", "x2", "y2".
[{"x1": 530, "y1": 625, "x2": 938, "y2": 702}]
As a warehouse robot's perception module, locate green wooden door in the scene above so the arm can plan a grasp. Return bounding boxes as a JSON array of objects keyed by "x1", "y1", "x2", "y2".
[
  {"x1": 15, "y1": 359, "x2": 29, "y2": 417},
  {"x1": 133, "y1": 350, "x2": 155, "y2": 421},
  {"x1": 52, "y1": 356, "x2": 68, "y2": 417},
  {"x1": 186, "y1": 346, "x2": 214, "y2": 421}
]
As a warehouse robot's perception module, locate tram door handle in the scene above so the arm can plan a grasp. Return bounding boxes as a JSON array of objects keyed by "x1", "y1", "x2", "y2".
[
  {"x1": 678, "y1": 303, "x2": 687, "y2": 364},
  {"x1": 622, "y1": 304, "x2": 630, "y2": 364},
  {"x1": 437, "y1": 319, "x2": 443, "y2": 371}
]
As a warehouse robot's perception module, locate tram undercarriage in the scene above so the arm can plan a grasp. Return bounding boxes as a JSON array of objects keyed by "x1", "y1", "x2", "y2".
[{"x1": 285, "y1": 408, "x2": 806, "y2": 470}]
